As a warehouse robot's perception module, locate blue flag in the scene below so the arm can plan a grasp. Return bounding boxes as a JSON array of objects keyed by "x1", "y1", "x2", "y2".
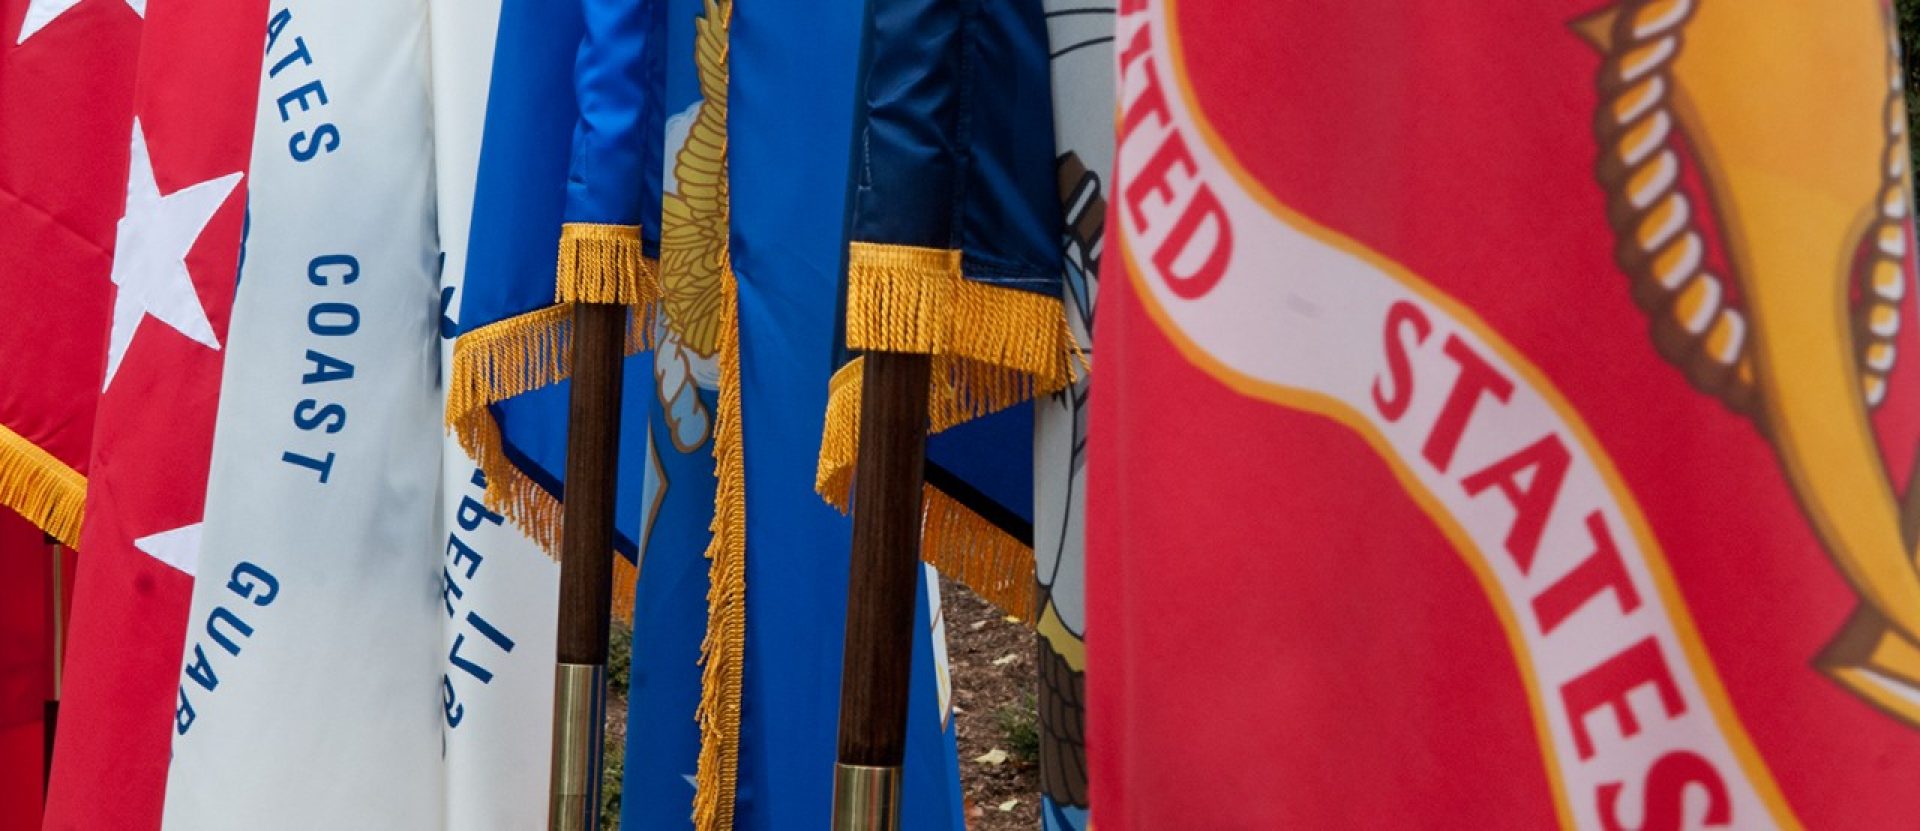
[
  {"x1": 813, "y1": 0, "x2": 1071, "y2": 622},
  {"x1": 641, "y1": 0, "x2": 975, "y2": 817},
  {"x1": 447, "y1": 0, "x2": 664, "y2": 610},
  {"x1": 453, "y1": 0, "x2": 968, "y2": 826},
  {"x1": 618, "y1": 0, "x2": 719, "y2": 826},
  {"x1": 729, "y1": 0, "x2": 967, "y2": 826},
  {"x1": 451, "y1": 0, "x2": 713, "y2": 825}
]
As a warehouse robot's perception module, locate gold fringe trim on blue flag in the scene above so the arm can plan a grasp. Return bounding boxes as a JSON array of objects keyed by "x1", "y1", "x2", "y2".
[
  {"x1": 612, "y1": 554, "x2": 638, "y2": 625},
  {"x1": 449, "y1": 395, "x2": 567, "y2": 552},
  {"x1": 816, "y1": 360, "x2": 1042, "y2": 622},
  {"x1": 0, "y1": 423, "x2": 85, "y2": 547},
  {"x1": 693, "y1": 261, "x2": 745, "y2": 831},
  {"x1": 815, "y1": 363, "x2": 864, "y2": 511},
  {"x1": 556, "y1": 222, "x2": 662, "y2": 306},
  {"x1": 443, "y1": 408, "x2": 639, "y2": 625},
  {"x1": 444, "y1": 223, "x2": 661, "y2": 623},
  {"x1": 844, "y1": 242, "x2": 1079, "y2": 422},
  {"x1": 817, "y1": 242, "x2": 1081, "y2": 509},
  {"x1": 922, "y1": 483, "x2": 1036, "y2": 621},
  {"x1": 813, "y1": 241, "x2": 1079, "y2": 619},
  {"x1": 677, "y1": 0, "x2": 743, "y2": 825}
]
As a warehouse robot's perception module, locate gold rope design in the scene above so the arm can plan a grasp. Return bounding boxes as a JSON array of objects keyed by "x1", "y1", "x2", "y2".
[
  {"x1": 1592, "y1": 0, "x2": 1911, "y2": 413},
  {"x1": 1591, "y1": 0, "x2": 1757, "y2": 415},
  {"x1": 0, "y1": 422, "x2": 85, "y2": 547},
  {"x1": 1855, "y1": 21, "x2": 1913, "y2": 408},
  {"x1": 685, "y1": 0, "x2": 742, "y2": 826}
]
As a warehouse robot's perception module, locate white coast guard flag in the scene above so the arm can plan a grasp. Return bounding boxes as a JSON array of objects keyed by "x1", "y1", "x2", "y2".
[
  {"x1": 429, "y1": 0, "x2": 561, "y2": 827},
  {"x1": 163, "y1": 1, "x2": 447, "y2": 826}
]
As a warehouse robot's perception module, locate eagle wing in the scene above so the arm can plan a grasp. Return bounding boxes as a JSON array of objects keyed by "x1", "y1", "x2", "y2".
[{"x1": 660, "y1": 0, "x2": 731, "y2": 357}]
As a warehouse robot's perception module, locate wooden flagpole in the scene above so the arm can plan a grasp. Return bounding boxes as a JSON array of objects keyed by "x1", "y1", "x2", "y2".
[
  {"x1": 831, "y1": 352, "x2": 933, "y2": 831},
  {"x1": 548, "y1": 303, "x2": 627, "y2": 831},
  {"x1": 44, "y1": 533, "x2": 61, "y2": 800}
]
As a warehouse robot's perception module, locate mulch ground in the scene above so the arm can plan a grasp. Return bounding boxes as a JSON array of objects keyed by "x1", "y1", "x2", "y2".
[{"x1": 943, "y1": 577, "x2": 1042, "y2": 830}]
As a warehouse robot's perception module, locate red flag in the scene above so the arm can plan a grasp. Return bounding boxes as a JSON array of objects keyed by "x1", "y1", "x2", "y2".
[
  {"x1": 40, "y1": 0, "x2": 263, "y2": 825},
  {"x1": 1091, "y1": 0, "x2": 1920, "y2": 827},
  {"x1": 0, "y1": 511, "x2": 69, "y2": 827},
  {"x1": 0, "y1": 0, "x2": 143, "y2": 544}
]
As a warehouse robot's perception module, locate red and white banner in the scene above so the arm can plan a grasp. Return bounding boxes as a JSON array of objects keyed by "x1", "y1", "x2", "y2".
[
  {"x1": 41, "y1": 0, "x2": 264, "y2": 826},
  {"x1": 1090, "y1": 0, "x2": 1920, "y2": 827}
]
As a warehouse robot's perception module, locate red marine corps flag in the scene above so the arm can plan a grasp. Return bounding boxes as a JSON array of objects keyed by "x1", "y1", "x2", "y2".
[
  {"x1": 1090, "y1": 0, "x2": 1920, "y2": 828},
  {"x1": 39, "y1": 0, "x2": 263, "y2": 827}
]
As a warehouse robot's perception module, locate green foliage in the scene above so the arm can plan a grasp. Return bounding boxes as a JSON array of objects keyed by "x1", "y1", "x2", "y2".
[
  {"x1": 608, "y1": 621, "x2": 632, "y2": 699},
  {"x1": 995, "y1": 694, "x2": 1041, "y2": 764},
  {"x1": 601, "y1": 735, "x2": 625, "y2": 830},
  {"x1": 600, "y1": 621, "x2": 633, "y2": 829}
]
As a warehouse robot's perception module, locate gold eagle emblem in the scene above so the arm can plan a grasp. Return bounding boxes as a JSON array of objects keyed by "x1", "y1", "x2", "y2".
[
  {"x1": 1585, "y1": 0, "x2": 1920, "y2": 726},
  {"x1": 660, "y1": 0, "x2": 731, "y2": 357}
]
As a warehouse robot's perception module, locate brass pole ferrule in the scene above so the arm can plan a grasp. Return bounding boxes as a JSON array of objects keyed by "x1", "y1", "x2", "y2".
[
  {"x1": 831, "y1": 763, "x2": 901, "y2": 831},
  {"x1": 549, "y1": 662, "x2": 606, "y2": 831}
]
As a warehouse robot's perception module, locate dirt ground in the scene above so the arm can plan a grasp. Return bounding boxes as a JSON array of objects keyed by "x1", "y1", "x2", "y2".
[{"x1": 943, "y1": 577, "x2": 1043, "y2": 830}]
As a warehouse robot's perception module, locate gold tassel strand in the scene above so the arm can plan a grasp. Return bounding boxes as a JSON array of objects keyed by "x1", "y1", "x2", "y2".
[
  {"x1": 692, "y1": 262, "x2": 746, "y2": 830},
  {"x1": 0, "y1": 424, "x2": 85, "y2": 547}
]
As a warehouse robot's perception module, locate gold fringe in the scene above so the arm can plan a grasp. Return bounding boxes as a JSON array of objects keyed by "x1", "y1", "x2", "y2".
[
  {"x1": 444, "y1": 251, "x2": 659, "y2": 558},
  {"x1": 818, "y1": 242, "x2": 1083, "y2": 512},
  {"x1": 687, "y1": 1, "x2": 737, "y2": 821},
  {"x1": 447, "y1": 305, "x2": 576, "y2": 438},
  {"x1": 556, "y1": 223, "x2": 664, "y2": 306},
  {"x1": 612, "y1": 553, "x2": 638, "y2": 626},
  {"x1": 450, "y1": 393, "x2": 638, "y2": 618},
  {"x1": 922, "y1": 484, "x2": 1036, "y2": 622},
  {"x1": 0, "y1": 423, "x2": 85, "y2": 547},
  {"x1": 449, "y1": 398, "x2": 566, "y2": 556},
  {"x1": 812, "y1": 362, "x2": 1040, "y2": 622},
  {"x1": 446, "y1": 305, "x2": 573, "y2": 558},
  {"x1": 693, "y1": 263, "x2": 745, "y2": 831},
  {"x1": 626, "y1": 304, "x2": 655, "y2": 355},
  {"x1": 844, "y1": 241, "x2": 1080, "y2": 427},
  {"x1": 814, "y1": 363, "x2": 864, "y2": 511},
  {"x1": 815, "y1": 356, "x2": 971, "y2": 510}
]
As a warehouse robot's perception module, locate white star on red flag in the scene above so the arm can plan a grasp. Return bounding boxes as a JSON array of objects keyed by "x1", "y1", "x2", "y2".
[
  {"x1": 15, "y1": 0, "x2": 145, "y2": 44},
  {"x1": 103, "y1": 119, "x2": 241, "y2": 391},
  {"x1": 133, "y1": 521, "x2": 202, "y2": 576}
]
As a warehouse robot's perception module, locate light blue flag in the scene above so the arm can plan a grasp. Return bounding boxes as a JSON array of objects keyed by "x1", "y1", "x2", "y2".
[
  {"x1": 448, "y1": 0, "x2": 662, "y2": 578},
  {"x1": 450, "y1": 0, "x2": 707, "y2": 824}
]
